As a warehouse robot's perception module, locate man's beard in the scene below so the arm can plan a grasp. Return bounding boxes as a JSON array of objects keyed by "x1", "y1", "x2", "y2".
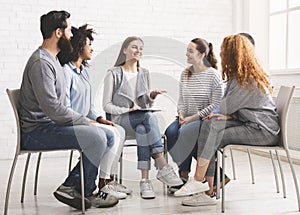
[{"x1": 58, "y1": 34, "x2": 73, "y2": 54}]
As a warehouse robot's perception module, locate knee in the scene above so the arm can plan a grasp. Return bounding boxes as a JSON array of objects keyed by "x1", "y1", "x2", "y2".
[
  {"x1": 115, "y1": 125, "x2": 126, "y2": 142},
  {"x1": 136, "y1": 124, "x2": 146, "y2": 134},
  {"x1": 93, "y1": 128, "x2": 108, "y2": 149}
]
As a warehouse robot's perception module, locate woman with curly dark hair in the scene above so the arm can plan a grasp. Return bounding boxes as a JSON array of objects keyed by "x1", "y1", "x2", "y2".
[
  {"x1": 59, "y1": 24, "x2": 132, "y2": 202},
  {"x1": 175, "y1": 34, "x2": 280, "y2": 207}
]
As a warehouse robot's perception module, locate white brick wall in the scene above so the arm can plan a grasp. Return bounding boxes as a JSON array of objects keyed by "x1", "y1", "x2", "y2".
[{"x1": 0, "y1": 0, "x2": 233, "y2": 159}]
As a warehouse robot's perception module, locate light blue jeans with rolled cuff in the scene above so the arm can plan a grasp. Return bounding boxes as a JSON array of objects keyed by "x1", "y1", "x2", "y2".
[{"x1": 115, "y1": 111, "x2": 164, "y2": 170}]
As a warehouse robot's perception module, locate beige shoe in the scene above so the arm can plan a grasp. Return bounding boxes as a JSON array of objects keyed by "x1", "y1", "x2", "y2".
[
  {"x1": 140, "y1": 179, "x2": 155, "y2": 199},
  {"x1": 182, "y1": 192, "x2": 217, "y2": 206},
  {"x1": 174, "y1": 178, "x2": 209, "y2": 197}
]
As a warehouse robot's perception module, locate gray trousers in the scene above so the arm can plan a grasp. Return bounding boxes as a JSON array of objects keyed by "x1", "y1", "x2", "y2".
[{"x1": 198, "y1": 118, "x2": 280, "y2": 176}]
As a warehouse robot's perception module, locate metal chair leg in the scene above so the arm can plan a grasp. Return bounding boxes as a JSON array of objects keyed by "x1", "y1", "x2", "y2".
[
  {"x1": 69, "y1": 150, "x2": 73, "y2": 173},
  {"x1": 216, "y1": 150, "x2": 221, "y2": 199},
  {"x1": 162, "y1": 134, "x2": 168, "y2": 193},
  {"x1": 285, "y1": 150, "x2": 300, "y2": 211},
  {"x1": 221, "y1": 149, "x2": 226, "y2": 213},
  {"x1": 79, "y1": 152, "x2": 85, "y2": 214},
  {"x1": 275, "y1": 150, "x2": 286, "y2": 198},
  {"x1": 269, "y1": 150, "x2": 280, "y2": 193},
  {"x1": 247, "y1": 149, "x2": 255, "y2": 184},
  {"x1": 34, "y1": 152, "x2": 42, "y2": 195},
  {"x1": 21, "y1": 153, "x2": 31, "y2": 203},
  {"x1": 229, "y1": 148, "x2": 236, "y2": 180},
  {"x1": 119, "y1": 152, "x2": 123, "y2": 184},
  {"x1": 4, "y1": 155, "x2": 19, "y2": 215}
]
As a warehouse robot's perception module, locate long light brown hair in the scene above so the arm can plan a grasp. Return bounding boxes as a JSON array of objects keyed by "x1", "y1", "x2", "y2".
[
  {"x1": 114, "y1": 36, "x2": 144, "y2": 71},
  {"x1": 220, "y1": 34, "x2": 272, "y2": 94}
]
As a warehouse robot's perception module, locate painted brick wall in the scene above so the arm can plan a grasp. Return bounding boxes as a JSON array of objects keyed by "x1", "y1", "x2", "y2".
[{"x1": 0, "y1": 0, "x2": 232, "y2": 159}]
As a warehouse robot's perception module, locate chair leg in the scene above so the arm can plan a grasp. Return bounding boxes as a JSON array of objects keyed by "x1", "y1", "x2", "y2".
[
  {"x1": 162, "y1": 135, "x2": 168, "y2": 163},
  {"x1": 285, "y1": 149, "x2": 300, "y2": 211},
  {"x1": 21, "y1": 153, "x2": 31, "y2": 203},
  {"x1": 79, "y1": 152, "x2": 85, "y2": 214},
  {"x1": 247, "y1": 149, "x2": 255, "y2": 184},
  {"x1": 275, "y1": 150, "x2": 286, "y2": 198},
  {"x1": 269, "y1": 150, "x2": 280, "y2": 193},
  {"x1": 229, "y1": 148, "x2": 236, "y2": 180},
  {"x1": 34, "y1": 152, "x2": 42, "y2": 196},
  {"x1": 221, "y1": 149, "x2": 226, "y2": 213},
  {"x1": 162, "y1": 134, "x2": 168, "y2": 193},
  {"x1": 4, "y1": 155, "x2": 19, "y2": 215},
  {"x1": 216, "y1": 150, "x2": 221, "y2": 199},
  {"x1": 69, "y1": 150, "x2": 73, "y2": 174},
  {"x1": 119, "y1": 152, "x2": 123, "y2": 184}
]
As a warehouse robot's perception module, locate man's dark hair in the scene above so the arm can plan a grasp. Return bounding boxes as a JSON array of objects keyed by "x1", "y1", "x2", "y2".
[
  {"x1": 40, "y1": 10, "x2": 70, "y2": 39},
  {"x1": 239, "y1": 32, "x2": 255, "y2": 46}
]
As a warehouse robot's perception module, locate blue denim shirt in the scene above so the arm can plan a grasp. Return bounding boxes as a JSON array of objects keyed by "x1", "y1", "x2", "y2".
[{"x1": 64, "y1": 62, "x2": 100, "y2": 121}]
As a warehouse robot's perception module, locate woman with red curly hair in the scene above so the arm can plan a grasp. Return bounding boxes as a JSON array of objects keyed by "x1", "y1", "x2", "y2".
[{"x1": 175, "y1": 34, "x2": 280, "y2": 207}]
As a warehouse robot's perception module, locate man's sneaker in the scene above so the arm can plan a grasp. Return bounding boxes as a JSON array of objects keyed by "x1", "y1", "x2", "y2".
[
  {"x1": 156, "y1": 164, "x2": 183, "y2": 186},
  {"x1": 174, "y1": 178, "x2": 209, "y2": 197},
  {"x1": 53, "y1": 185, "x2": 91, "y2": 210},
  {"x1": 181, "y1": 192, "x2": 217, "y2": 206},
  {"x1": 101, "y1": 184, "x2": 127, "y2": 199},
  {"x1": 108, "y1": 180, "x2": 133, "y2": 194},
  {"x1": 87, "y1": 191, "x2": 119, "y2": 208},
  {"x1": 168, "y1": 177, "x2": 188, "y2": 194},
  {"x1": 140, "y1": 179, "x2": 155, "y2": 199}
]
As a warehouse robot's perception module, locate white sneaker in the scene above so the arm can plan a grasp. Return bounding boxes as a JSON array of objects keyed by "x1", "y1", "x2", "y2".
[
  {"x1": 101, "y1": 184, "x2": 127, "y2": 200},
  {"x1": 140, "y1": 179, "x2": 155, "y2": 199},
  {"x1": 156, "y1": 164, "x2": 183, "y2": 186},
  {"x1": 174, "y1": 178, "x2": 209, "y2": 197},
  {"x1": 182, "y1": 192, "x2": 217, "y2": 206},
  {"x1": 108, "y1": 181, "x2": 133, "y2": 194}
]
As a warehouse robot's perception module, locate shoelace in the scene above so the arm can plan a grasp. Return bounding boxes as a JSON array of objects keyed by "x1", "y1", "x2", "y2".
[
  {"x1": 97, "y1": 191, "x2": 108, "y2": 200},
  {"x1": 141, "y1": 181, "x2": 152, "y2": 190},
  {"x1": 165, "y1": 167, "x2": 177, "y2": 177}
]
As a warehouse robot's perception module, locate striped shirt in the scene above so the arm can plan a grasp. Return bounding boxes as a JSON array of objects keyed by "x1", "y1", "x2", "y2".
[{"x1": 177, "y1": 67, "x2": 224, "y2": 118}]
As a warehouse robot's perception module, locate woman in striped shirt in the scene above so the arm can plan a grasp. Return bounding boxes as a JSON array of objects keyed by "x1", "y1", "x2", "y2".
[{"x1": 165, "y1": 38, "x2": 224, "y2": 194}]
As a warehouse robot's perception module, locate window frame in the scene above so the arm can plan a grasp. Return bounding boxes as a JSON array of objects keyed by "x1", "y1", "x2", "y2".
[{"x1": 269, "y1": 0, "x2": 300, "y2": 74}]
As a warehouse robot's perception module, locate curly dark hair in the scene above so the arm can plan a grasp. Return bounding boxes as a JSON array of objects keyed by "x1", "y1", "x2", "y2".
[{"x1": 58, "y1": 24, "x2": 95, "y2": 66}]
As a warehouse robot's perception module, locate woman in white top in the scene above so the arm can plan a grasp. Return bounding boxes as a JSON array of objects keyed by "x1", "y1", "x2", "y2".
[
  {"x1": 165, "y1": 38, "x2": 224, "y2": 194},
  {"x1": 103, "y1": 36, "x2": 182, "y2": 199}
]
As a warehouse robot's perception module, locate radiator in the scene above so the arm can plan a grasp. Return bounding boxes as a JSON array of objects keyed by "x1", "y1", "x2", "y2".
[{"x1": 287, "y1": 97, "x2": 300, "y2": 151}]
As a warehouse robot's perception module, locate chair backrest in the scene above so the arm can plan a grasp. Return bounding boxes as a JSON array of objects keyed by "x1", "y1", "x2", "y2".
[
  {"x1": 275, "y1": 86, "x2": 295, "y2": 148},
  {"x1": 6, "y1": 89, "x2": 21, "y2": 154}
]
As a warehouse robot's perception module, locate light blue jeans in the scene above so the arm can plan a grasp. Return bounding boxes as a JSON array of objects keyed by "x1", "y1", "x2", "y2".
[
  {"x1": 21, "y1": 122, "x2": 111, "y2": 197},
  {"x1": 115, "y1": 111, "x2": 164, "y2": 170}
]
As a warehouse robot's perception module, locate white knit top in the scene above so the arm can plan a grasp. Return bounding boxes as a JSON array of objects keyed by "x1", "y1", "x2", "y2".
[{"x1": 177, "y1": 67, "x2": 224, "y2": 118}]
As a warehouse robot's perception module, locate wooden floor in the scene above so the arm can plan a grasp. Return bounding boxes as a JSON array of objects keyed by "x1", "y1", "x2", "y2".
[{"x1": 1, "y1": 149, "x2": 300, "y2": 215}]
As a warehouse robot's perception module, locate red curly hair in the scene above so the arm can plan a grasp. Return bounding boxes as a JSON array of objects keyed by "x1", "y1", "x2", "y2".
[{"x1": 220, "y1": 34, "x2": 272, "y2": 94}]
